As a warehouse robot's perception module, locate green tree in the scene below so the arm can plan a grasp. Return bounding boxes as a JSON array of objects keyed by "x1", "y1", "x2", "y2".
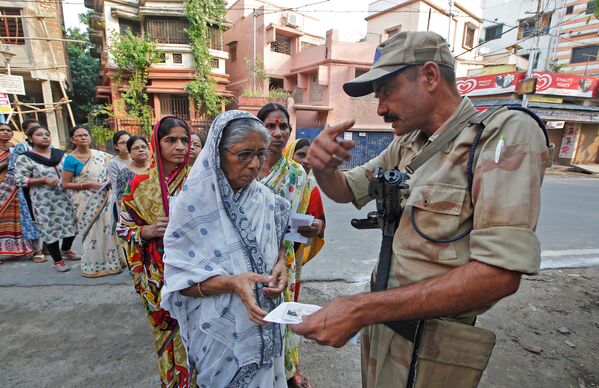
[
  {"x1": 184, "y1": 0, "x2": 227, "y2": 118},
  {"x1": 109, "y1": 29, "x2": 162, "y2": 134},
  {"x1": 66, "y1": 26, "x2": 100, "y2": 123}
]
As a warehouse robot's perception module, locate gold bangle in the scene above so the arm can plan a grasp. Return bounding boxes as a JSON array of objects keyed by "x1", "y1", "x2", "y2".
[
  {"x1": 80, "y1": 183, "x2": 83, "y2": 190},
  {"x1": 196, "y1": 282, "x2": 206, "y2": 298}
]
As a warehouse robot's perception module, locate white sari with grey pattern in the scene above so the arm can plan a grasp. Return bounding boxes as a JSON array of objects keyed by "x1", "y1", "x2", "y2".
[{"x1": 161, "y1": 110, "x2": 290, "y2": 388}]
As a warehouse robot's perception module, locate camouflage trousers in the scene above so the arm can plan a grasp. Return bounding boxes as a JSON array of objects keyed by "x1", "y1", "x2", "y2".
[{"x1": 361, "y1": 323, "x2": 412, "y2": 388}]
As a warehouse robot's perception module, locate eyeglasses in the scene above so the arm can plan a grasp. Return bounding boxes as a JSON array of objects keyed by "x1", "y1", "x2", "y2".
[
  {"x1": 223, "y1": 148, "x2": 270, "y2": 163},
  {"x1": 264, "y1": 122, "x2": 290, "y2": 131},
  {"x1": 131, "y1": 145, "x2": 148, "y2": 151}
]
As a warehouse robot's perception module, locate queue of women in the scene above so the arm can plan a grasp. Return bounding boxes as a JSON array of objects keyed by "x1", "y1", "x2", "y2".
[{"x1": 0, "y1": 103, "x2": 326, "y2": 388}]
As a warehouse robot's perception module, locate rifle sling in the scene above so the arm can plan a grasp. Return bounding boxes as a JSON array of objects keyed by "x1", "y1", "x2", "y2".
[{"x1": 376, "y1": 108, "x2": 495, "y2": 342}]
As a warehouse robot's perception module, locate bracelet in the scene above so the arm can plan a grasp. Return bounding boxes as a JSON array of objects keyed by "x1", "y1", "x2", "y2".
[
  {"x1": 80, "y1": 183, "x2": 83, "y2": 190},
  {"x1": 196, "y1": 282, "x2": 206, "y2": 298}
]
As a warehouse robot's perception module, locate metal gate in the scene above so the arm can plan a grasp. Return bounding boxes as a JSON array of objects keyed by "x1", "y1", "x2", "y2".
[{"x1": 295, "y1": 129, "x2": 394, "y2": 170}]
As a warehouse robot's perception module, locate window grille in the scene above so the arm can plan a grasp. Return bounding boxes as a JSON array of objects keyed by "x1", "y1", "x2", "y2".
[
  {"x1": 145, "y1": 17, "x2": 189, "y2": 45},
  {"x1": 0, "y1": 8, "x2": 25, "y2": 45}
]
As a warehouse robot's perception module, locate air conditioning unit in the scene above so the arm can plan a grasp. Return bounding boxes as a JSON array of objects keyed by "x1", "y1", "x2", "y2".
[{"x1": 286, "y1": 13, "x2": 298, "y2": 27}]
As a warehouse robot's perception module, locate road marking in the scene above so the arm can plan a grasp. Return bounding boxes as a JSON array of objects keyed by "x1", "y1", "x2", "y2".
[
  {"x1": 541, "y1": 249, "x2": 599, "y2": 257},
  {"x1": 541, "y1": 257, "x2": 599, "y2": 270}
]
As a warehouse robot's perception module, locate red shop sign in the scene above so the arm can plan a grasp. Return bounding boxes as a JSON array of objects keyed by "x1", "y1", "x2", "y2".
[
  {"x1": 456, "y1": 71, "x2": 524, "y2": 97},
  {"x1": 532, "y1": 72, "x2": 599, "y2": 98}
]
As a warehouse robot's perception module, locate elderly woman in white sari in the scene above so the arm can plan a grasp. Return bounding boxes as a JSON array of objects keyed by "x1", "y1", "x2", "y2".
[{"x1": 161, "y1": 110, "x2": 290, "y2": 388}]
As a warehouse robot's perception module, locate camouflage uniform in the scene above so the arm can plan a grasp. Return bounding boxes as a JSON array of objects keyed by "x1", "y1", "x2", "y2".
[{"x1": 344, "y1": 97, "x2": 554, "y2": 387}]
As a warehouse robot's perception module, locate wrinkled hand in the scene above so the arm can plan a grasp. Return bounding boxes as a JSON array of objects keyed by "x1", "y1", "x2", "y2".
[
  {"x1": 263, "y1": 257, "x2": 287, "y2": 299},
  {"x1": 232, "y1": 272, "x2": 272, "y2": 325},
  {"x1": 289, "y1": 295, "x2": 363, "y2": 348},
  {"x1": 141, "y1": 217, "x2": 169, "y2": 240},
  {"x1": 298, "y1": 219, "x2": 324, "y2": 238},
  {"x1": 44, "y1": 177, "x2": 59, "y2": 187},
  {"x1": 307, "y1": 120, "x2": 356, "y2": 173}
]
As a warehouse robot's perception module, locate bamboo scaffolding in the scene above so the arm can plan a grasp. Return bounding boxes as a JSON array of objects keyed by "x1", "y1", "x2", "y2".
[{"x1": 2, "y1": 6, "x2": 77, "y2": 129}]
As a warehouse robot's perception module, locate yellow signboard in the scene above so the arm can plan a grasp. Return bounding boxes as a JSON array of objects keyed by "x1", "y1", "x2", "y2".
[
  {"x1": 0, "y1": 93, "x2": 11, "y2": 114},
  {"x1": 529, "y1": 95, "x2": 563, "y2": 104}
]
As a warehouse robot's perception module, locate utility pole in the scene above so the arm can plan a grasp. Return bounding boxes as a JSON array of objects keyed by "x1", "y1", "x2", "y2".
[
  {"x1": 522, "y1": 0, "x2": 543, "y2": 108},
  {"x1": 252, "y1": 8, "x2": 257, "y2": 93},
  {"x1": 447, "y1": 0, "x2": 454, "y2": 50}
]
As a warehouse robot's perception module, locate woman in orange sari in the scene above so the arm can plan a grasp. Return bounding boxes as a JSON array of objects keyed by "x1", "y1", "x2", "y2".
[
  {"x1": 0, "y1": 123, "x2": 34, "y2": 263},
  {"x1": 117, "y1": 116, "x2": 193, "y2": 387}
]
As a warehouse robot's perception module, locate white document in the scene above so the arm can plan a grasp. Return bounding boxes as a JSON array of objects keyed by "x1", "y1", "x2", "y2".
[
  {"x1": 264, "y1": 302, "x2": 360, "y2": 346},
  {"x1": 284, "y1": 213, "x2": 314, "y2": 244},
  {"x1": 264, "y1": 302, "x2": 321, "y2": 324}
]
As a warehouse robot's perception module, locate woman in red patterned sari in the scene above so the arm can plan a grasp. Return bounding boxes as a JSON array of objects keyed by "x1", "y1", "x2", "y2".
[
  {"x1": 117, "y1": 116, "x2": 193, "y2": 387},
  {"x1": 0, "y1": 123, "x2": 34, "y2": 263}
]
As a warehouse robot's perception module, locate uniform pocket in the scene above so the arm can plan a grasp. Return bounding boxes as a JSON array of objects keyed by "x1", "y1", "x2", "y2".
[{"x1": 406, "y1": 183, "x2": 467, "y2": 241}]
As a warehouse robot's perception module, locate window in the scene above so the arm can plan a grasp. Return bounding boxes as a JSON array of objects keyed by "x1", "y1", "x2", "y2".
[
  {"x1": 119, "y1": 18, "x2": 141, "y2": 35},
  {"x1": 271, "y1": 34, "x2": 292, "y2": 55},
  {"x1": 565, "y1": 5, "x2": 574, "y2": 14},
  {"x1": 269, "y1": 78, "x2": 284, "y2": 90},
  {"x1": 586, "y1": 1, "x2": 596, "y2": 15},
  {"x1": 484, "y1": 24, "x2": 503, "y2": 41},
  {"x1": 571, "y1": 45, "x2": 598, "y2": 63},
  {"x1": 0, "y1": 8, "x2": 25, "y2": 45},
  {"x1": 157, "y1": 51, "x2": 166, "y2": 63},
  {"x1": 209, "y1": 27, "x2": 223, "y2": 51},
  {"x1": 172, "y1": 53, "x2": 183, "y2": 64},
  {"x1": 355, "y1": 68, "x2": 368, "y2": 78},
  {"x1": 145, "y1": 17, "x2": 189, "y2": 44},
  {"x1": 228, "y1": 42, "x2": 237, "y2": 61},
  {"x1": 386, "y1": 27, "x2": 399, "y2": 38},
  {"x1": 159, "y1": 95, "x2": 190, "y2": 120},
  {"x1": 462, "y1": 23, "x2": 476, "y2": 49},
  {"x1": 517, "y1": 13, "x2": 552, "y2": 39}
]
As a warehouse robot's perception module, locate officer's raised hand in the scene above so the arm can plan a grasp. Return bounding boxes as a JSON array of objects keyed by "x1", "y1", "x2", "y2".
[{"x1": 307, "y1": 120, "x2": 356, "y2": 173}]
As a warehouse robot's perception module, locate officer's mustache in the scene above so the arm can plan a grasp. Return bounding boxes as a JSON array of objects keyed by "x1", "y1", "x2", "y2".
[{"x1": 384, "y1": 114, "x2": 400, "y2": 122}]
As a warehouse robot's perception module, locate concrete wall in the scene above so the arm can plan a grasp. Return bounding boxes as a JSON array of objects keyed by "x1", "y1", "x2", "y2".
[
  {"x1": 225, "y1": 0, "x2": 326, "y2": 96},
  {"x1": 365, "y1": 0, "x2": 482, "y2": 75}
]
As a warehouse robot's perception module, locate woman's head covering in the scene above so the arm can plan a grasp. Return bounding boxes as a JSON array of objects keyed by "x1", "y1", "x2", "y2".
[
  {"x1": 283, "y1": 137, "x2": 311, "y2": 160},
  {"x1": 161, "y1": 110, "x2": 291, "y2": 368},
  {"x1": 121, "y1": 117, "x2": 189, "y2": 225},
  {"x1": 151, "y1": 116, "x2": 191, "y2": 215}
]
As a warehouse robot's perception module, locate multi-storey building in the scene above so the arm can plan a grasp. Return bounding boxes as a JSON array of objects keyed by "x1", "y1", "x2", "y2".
[
  {"x1": 0, "y1": 0, "x2": 71, "y2": 145},
  {"x1": 225, "y1": 1, "x2": 392, "y2": 168},
  {"x1": 225, "y1": 0, "x2": 326, "y2": 97},
  {"x1": 84, "y1": 0, "x2": 232, "y2": 127},
  {"x1": 365, "y1": 0, "x2": 483, "y2": 76},
  {"x1": 552, "y1": 0, "x2": 598, "y2": 76}
]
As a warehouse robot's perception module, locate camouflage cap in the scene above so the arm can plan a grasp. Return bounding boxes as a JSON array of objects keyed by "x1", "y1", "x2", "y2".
[{"x1": 343, "y1": 31, "x2": 455, "y2": 97}]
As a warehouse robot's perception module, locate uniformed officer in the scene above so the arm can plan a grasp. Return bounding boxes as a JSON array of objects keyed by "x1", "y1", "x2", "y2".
[{"x1": 290, "y1": 31, "x2": 553, "y2": 387}]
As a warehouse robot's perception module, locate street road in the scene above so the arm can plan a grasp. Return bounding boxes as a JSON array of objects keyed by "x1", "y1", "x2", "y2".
[
  {"x1": 0, "y1": 175, "x2": 597, "y2": 388},
  {"x1": 302, "y1": 175, "x2": 599, "y2": 282}
]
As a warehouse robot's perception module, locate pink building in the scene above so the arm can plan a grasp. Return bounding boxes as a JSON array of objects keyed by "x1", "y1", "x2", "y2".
[{"x1": 225, "y1": 1, "x2": 392, "y2": 167}]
